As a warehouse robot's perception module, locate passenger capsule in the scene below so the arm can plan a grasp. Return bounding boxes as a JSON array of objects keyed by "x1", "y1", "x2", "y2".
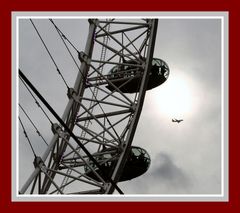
[
  {"x1": 84, "y1": 146, "x2": 151, "y2": 182},
  {"x1": 106, "y1": 58, "x2": 170, "y2": 93}
]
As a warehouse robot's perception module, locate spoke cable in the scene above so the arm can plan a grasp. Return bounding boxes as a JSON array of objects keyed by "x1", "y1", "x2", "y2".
[
  {"x1": 19, "y1": 103, "x2": 49, "y2": 146},
  {"x1": 19, "y1": 117, "x2": 37, "y2": 157},
  {"x1": 49, "y1": 19, "x2": 80, "y2": 53},
  {"x1": 19, "y1": 77, "x2": 53, "y2": 125},
  {"x1": 30, "y1": 19, "x2": 69, "y2": 89},
  {"x1": 49, "y1": 19, "x2": 81, "y2": 74}
]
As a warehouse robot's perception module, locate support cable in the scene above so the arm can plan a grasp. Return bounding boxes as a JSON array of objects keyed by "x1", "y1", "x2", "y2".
[
  {"x1": 30, "y1": 19, "x2": 69, "y2": 89},
  {"x1": 49, "y1": 19, "x2": 80, "y2": 53},
  {"x1": 19, "y1": 103, "x2": 49, "y2": 146},
  {"x1": 19, "y1": 117, "x2": 37, "y2": 157},
  {"x1": 20, "y1": 77, "x2": 53, "y2": 125},
  {"x1": 19, "y1": 69, "x2": 124, "y2": 195},
  {"x1": 49, "y1": 19, "x2": 80, "y2": 73}
]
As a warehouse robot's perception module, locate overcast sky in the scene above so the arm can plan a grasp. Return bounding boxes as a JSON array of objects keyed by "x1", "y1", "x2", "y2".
[{"x1": 18, "y1": 16, "x2": 223, "y2": 196}]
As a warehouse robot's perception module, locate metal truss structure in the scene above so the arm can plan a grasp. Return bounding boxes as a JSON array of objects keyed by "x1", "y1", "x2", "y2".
[{"x1": 19, "y1": 18, "x2": 158, "y2": 194}]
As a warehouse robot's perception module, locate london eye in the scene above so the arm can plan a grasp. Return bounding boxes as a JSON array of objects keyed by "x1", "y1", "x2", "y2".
[{"x1": 18, "y1": 18, "x2": 169, "y2": 195}]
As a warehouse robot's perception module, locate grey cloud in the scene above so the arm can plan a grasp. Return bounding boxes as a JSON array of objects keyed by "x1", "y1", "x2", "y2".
[
  {"x1": 151, "y1": 152, "x2": 192, "y2": 189},
  {"x1": 119, "y1": 152, "x2": 193, "y2": 194}
]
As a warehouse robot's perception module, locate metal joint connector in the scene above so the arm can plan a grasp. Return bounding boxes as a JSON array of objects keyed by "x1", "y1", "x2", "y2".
[
  {"x1": 67, "y1": 87, "x2": 77, "y2": 99},
  {"x1": 51, "y1": 123, "x2": 62, "y2": 135},
  {"x1": 131, "y1": 103, "x2": 137, "y2": 112},
  {"x1": 88, "y1": 19, "x2": 99, "y2": 25},
  {"x1": 33, "y1": 156, "x2": 44, "y2": 168},
  {"x1": 51, "y1": 123, "x2": 69, "y2": 140},
  {"x1": 78, "y1": 51, "x2": 91, "y2": 65}
]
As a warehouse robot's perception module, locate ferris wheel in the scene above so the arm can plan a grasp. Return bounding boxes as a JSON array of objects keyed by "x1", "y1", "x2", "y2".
[{"x1": 18, "y1": 18, "x2": 170, "y2": 195}]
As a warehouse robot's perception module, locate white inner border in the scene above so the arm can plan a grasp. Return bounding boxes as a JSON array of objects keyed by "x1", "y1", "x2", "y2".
[{"x1": 12, "y1": 11, "x2": 228, "y2": 202}]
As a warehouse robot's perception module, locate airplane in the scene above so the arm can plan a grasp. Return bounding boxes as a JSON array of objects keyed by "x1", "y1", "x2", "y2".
[{"x1": 172, "y1": 118, "x2": 183, "y2": 123}]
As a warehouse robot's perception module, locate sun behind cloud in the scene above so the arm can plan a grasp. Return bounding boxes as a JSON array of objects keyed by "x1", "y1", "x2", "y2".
[{"x1": 149, "y1": 69, "x2": 198, "y2": 119}]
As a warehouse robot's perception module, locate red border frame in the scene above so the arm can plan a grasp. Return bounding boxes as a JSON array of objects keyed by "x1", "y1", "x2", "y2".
[{"x1": 1, "y1": 0, "x2": 239, "y2": 211}]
